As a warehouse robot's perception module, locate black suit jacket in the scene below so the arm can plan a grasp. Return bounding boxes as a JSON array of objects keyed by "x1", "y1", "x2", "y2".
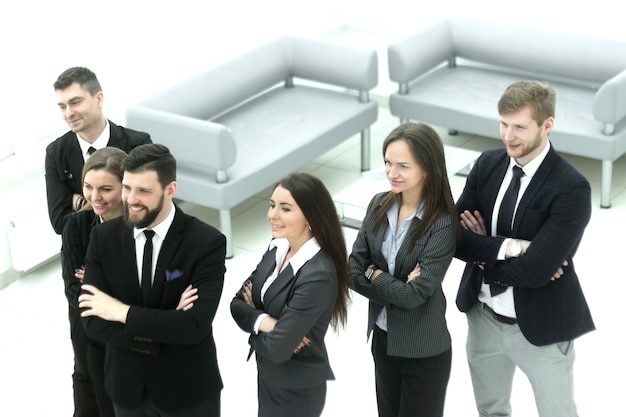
[
  {"x1": 61, "y1": 209, "x2": 99, "y2": 343},
  {"x1": 81, "y1": 205, "x2": 226, "y2": 411},
  {"x1": 230, "y1": 242, "x2": 337, "y2": 390},
  {"x1": 455, "y1": 146, "x2": 595, "y2": 346},
  {"x1": 45, "y1": 120, "x2": 151, "y2": 234}
]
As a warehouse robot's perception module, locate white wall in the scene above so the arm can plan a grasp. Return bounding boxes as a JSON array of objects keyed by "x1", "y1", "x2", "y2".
[
  {"x1": 0, "y1": 0, "x2": 624, "y2": 277},
  {"x1": 0, "y1": 0, "x2": 344, "y2": 277}
]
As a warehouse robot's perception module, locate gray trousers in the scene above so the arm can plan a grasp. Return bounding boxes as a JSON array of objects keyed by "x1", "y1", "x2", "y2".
[{"x1": 466, "y1": 303, "x2": 578, "y2": 417}]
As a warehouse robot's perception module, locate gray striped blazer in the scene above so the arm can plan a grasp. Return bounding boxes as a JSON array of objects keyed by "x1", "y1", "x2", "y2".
[{"x1": 349, "y1": 192, "x2": 455, "y2": 358}]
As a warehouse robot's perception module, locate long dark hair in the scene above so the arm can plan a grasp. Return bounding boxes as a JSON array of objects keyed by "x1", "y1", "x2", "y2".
[
  {"x1": 276, "y1": 173, "x2": 352, "y2": 330},
  {"x1": 372, "y1": 123, "x2": 458, "y2": 246}
]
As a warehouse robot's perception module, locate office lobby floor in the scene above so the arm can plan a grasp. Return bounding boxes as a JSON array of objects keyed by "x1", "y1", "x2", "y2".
[{"x1": 1, "y1": 99, "x2": 624, "y2": 416}]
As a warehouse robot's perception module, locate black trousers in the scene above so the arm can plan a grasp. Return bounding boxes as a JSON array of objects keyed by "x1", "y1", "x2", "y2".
[
  {"x1": 113, "y1": 390, "x2": 220, "y2": 417},
  {"x1": 372, "y1": 326, "x2": 452, "y2": 417},
  {"x1": 70, "y1": 336, "x2": 99, "y2": 417},
  {"x1": 69, "y1": 304, "x2": 115, "y2": 417},
  {"x1": 87, "y1": 343, "x2": 115, "y2": 417},
  {"x1": 257, "y1": 373, "x2": 326, "y2": 417}
]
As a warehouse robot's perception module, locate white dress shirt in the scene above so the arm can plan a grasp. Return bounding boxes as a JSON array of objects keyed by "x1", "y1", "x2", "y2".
[
  {"x1": 77, "y1": 119, "x2": 110, "y2": 161},
  {"x1": 253, "y1": 237, "x2": 321, "y2": 334},
  {"x1": 479, "y1": 142, "x2": 551, "y2": 317},
  {"x1": 132, "y1": 201, "x2": 176, "y2": 286}
]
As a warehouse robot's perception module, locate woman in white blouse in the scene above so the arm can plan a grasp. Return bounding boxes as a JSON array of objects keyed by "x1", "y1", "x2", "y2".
[{"x1": 231, "y1": 172, "x2": 351, "y2": 417}]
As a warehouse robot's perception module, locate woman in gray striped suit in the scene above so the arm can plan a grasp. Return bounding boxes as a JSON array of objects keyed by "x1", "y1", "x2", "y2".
[{"x1": 349, "y1": 122, "x2": 458, "y2": 417}]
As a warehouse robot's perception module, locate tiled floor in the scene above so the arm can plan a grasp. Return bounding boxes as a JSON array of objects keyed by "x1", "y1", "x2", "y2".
[{"x1": 2, "y1": 27, "x2": 625, "y2": 415}]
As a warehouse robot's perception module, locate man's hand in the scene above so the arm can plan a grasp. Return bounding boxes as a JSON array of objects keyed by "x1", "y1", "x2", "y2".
[
  {"x1": 177, "y1": 285, "x2": 198, "y2": 311},
  {"x1": 460, "y1": 210, "x2": 487, "y2": 236},
  {"x1": 79, "y1": 284, "x2": 130, "y2": 323}
]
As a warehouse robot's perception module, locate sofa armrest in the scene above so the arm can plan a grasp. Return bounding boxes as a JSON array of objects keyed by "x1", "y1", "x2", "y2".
[
  {"x1": 593, "y1": 68, "x2": 626, "y2": 128},
  {"x1": 125, "y1": 106, "x2": 237, "y2": 173},
  {"x1": 289, "y1": 36, "x2": 378, "y2": 91},
  {"x1": 388, "y1": 19, "x2": 454, "y2": 85}
]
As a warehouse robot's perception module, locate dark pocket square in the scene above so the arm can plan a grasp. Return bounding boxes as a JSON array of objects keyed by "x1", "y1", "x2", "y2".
[{"x1": 165, "y1": 269, "x2": 184, "y2": 282}]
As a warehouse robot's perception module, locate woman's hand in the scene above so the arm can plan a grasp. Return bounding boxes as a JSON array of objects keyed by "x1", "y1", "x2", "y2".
[
  {"x1": 74, "y1": 266, "x2": 85, "y2": 282},
  {"x1": 407, "y1": 263, "x2": 421, "y2": 282},
  {"x1": 294, "y1": 336, "x2": 312, "y2": 353},
  {"x1": 176, "y1": 285, "x2": 198, "y2": 311},
  {"x1": 243, "y1": 280, "x2": 255, "y2": 307}
]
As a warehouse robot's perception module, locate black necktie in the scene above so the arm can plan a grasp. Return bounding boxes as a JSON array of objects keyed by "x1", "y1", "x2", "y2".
[
  {"x1": 497, "y1": 165, "x2": 525, "y2": 237},
  {"x1": 87, "y1": 146, "x2": 97, "y2": 156},
  {"x1": 142, "y1": 230, "x2": 155, "y2": 304},
  {"x1": 492, "y1": 165, "x2": 524, "y2": 296}
]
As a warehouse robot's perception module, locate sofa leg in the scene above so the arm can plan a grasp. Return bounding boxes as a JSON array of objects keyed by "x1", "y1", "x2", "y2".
[
  {"x1": 601, "y1": 160, "x2": 612, "y2": 209},
  {"x1": 361, "y1": 128, "x2": 371, "y2": 172},
  {"x1": 220, "y1": 209, "x2": 234, "y2": 258},
  {"x1": 448, "y1": 129, "x2": 458, "y2": 135}
]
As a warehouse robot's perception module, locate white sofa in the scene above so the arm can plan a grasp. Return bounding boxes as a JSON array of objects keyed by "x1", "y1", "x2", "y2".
[
  {"x1": 126, "y1": 35, "x2": 378, "y2": 257},
  {"x1": 388, "y1": 17, "x2": 626, "y2": 208}
]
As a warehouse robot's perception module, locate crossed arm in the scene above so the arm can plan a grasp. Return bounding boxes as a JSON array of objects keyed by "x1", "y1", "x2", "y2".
[
  {"x1": 459, "y1": 209, "x2": 567, "y2": 281},
  {"x1": 241, "y1": 281, "x2": 310, "y2": 353},
  {"x1": 79, "y1": 284, "x2": 199, "y2": 323}
]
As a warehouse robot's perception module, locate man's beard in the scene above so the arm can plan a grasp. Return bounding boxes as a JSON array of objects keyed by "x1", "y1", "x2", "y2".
[{"x1": 124, "y1": 195, "x2": 164, "y2": 229}]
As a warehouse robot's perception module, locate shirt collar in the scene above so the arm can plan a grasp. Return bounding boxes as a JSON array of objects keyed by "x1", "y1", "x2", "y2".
[
  {"x1": 389, "y1": 198, "x2": 425, "y2": 220},
  {"x1": 509, "y1": 141, "x2": 551, "y2": 179},
  {"x1": 78, "y1": 119, "x2": 110, "y2": 159},
  {"x1": 269, "y1": 236, "x2": 321, "y2": 275},
  {"x1": 133, "y1": 200, "x2": 176, "y2": 241}
]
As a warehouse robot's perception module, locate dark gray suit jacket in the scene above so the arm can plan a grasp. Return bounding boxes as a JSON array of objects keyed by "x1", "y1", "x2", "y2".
[
  {"x1": 230, "y1": 243, "x2": 337, "y2": 390},
  {"x1": 349, "y1": 192, "x2": 455, "y2": 358},
  {"x1": 45, "y1": 120, "x2": 151, "y2": 234},
  {"x1": 455, "y1": 146, "x2": 595, "y2": 346}
]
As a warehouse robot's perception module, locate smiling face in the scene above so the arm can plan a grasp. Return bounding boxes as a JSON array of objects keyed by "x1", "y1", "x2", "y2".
[
  {"x1": 499, "y1": 105, "x2": 553, "y2": 166},
  {"x1": 267, "y1": 185, "x2": 312, "y2": 250},
  {"x1": 384, "y1": 139, "x2": 428, "y2": 199},
  {"x1": 56, "y1": 82, "x2": 105, "y2": 142},
  {"x1": 122, "y1": 170, "x2": 176, "y2": 229},
  {"x1": 83, "y1": 169, "x2": 123, "y2": 221}
]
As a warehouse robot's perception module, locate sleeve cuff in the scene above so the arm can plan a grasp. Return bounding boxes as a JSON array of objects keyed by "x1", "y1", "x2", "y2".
[{"x1": 253, "y1": 313, "x2": 269, "y2": 334}]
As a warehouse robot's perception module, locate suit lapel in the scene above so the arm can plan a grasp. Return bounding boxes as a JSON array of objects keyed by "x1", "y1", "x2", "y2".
[
  {"x1": 63, "y1": 135, "x2": 84, "y2": 184},
  {"x1": 368, "y1": 208, "x2": 389, "y2": 273},
  {"x1": 394, "y1": 217, "x2": 421, "y2": 275},
  {"x1": 251, "y1": 249, "x2": 277, "y2": 307},
  {"x1": 263, "y1": 264, "x2": 295, "y2": 308},
  {"x1": 151, "y1": 207, "x2": 184, "y2": 305},
  {"x1": 121, "y1": 226, "x2": 142, "y2": 304},
  {"x1": 485, "y1": 156, "x2": 510, "y2": 232},
  {"x1": 107, "y1": 120, "x2": 125, "y2": 147},
  {"x1": 512, "y1": 147, "x2": 558, "y2": 234}
]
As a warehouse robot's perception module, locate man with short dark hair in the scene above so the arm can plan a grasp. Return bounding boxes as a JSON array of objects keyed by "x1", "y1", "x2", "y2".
[
  {"x1": 79, "y1": 144, "x2": 226, "y2": 416},
  {"x1": 46, "y1": 66, "x2": 151, "y2": 234},
  {"x1": 455, "y1": 81, "x2": 595, "y2": 416},
  {"x1": 47, "y1": 66, "x2": 152, "y2": 417}
]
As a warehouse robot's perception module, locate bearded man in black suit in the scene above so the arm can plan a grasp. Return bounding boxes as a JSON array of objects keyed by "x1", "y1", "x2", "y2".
[{"x1": 79, "y1": 144, "x2": 226, "y2": 416}]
